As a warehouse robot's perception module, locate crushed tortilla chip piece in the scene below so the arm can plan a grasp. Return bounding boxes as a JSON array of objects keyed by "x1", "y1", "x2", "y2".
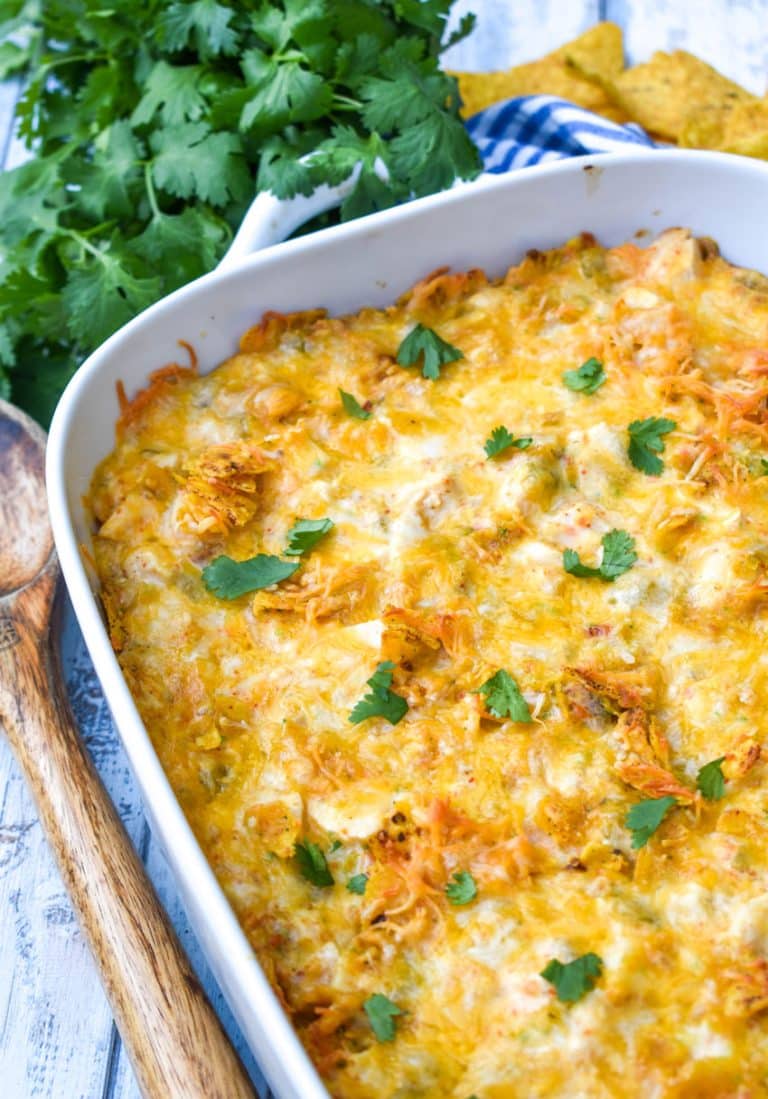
[
  {"x1": 454, "y1": 22, "x2": 627, "y2": 122},
  {"x1": 606, "y1": 50, "x2": 755, "y2": 142}
]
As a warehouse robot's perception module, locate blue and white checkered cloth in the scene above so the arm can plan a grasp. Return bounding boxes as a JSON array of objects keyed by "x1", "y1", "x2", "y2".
[{"x1": 466, "y1": 94, "x2": 655, "y2": 172}]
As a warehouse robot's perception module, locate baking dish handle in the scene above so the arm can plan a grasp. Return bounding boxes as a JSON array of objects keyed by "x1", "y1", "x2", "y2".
[
  {"x1": 218, "y1": 169, "x2": 494, "y2": 270},
  {"x1": 217, "y1": 174, "x2": 360, "y2": 271}
]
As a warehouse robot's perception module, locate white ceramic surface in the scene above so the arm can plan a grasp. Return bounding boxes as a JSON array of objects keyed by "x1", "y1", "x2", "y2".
[{"x1": 46, "y1": 149, "x2": 768, "y2": 1099}]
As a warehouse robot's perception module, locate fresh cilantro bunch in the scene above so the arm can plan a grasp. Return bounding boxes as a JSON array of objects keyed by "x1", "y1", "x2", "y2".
[{"x1": 0, "y1": 0, "x2": 480, "y2": 423}]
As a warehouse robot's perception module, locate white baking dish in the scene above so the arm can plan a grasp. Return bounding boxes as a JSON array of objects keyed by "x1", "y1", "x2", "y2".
[{"x1": 46, "y1": 149, "x2": 768, "y2": 1099}]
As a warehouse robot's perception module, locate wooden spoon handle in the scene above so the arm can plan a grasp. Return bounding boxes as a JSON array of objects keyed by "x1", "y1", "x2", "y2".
[{"x1": 0, "y1": 586, "x2": 257, "y2": 1099}]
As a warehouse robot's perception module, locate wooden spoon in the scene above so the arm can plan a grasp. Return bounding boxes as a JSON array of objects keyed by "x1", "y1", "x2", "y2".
[{"x1": 0, "y1": 399, "x2": 257, "y2": 1099}]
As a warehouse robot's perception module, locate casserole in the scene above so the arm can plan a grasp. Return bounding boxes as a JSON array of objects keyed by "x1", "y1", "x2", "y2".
[{"x1": 47, "y1": 150, "x2": 768, "y2": 1098}]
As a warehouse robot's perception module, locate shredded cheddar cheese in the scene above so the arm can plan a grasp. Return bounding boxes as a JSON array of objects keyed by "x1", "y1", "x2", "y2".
[{"x1": 90, "y1": 229, "x2": 768, "y2": 1097}]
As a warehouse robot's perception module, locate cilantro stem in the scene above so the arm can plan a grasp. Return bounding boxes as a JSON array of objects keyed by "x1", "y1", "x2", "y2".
[
  {"x1": 332, "y1": 94, "x2": 363, "y2": 110},
  {"x1": 66, "y1": 229, "x2": 107, "y2": 263},
  {"x1": 272, "y1": 49, "x2": 305, "y2": 64},
  {"x1": 78, "y1": 219, "x2": 118, "y2": 239},
  {"x1": 40, "y1": 52, "x2": 106, "y2": 72},
  {"x1": 144, "y1": 163, "x2": 162, "y2": 221}
]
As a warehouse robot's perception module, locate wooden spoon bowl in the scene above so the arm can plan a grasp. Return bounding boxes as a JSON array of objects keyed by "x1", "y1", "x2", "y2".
[
  {"x1": 0, "y1": 398, "x2": 256, "y2": 1099},
  {"x1": 0, "y1": 408, "x2": 52, "y2": 597}
]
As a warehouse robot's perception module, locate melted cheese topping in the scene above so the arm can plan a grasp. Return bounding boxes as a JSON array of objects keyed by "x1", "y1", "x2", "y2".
[{"x1": 90, "y1": 230, "x2": 768, "y2": 1098}]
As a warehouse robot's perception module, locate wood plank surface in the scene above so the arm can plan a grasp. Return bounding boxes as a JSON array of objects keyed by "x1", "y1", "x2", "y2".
[
  {"x1": 443, "y1": 0, "x2": 599, "y2": 70},
  {"x1": 1, "y1": 2, "x2": 767, "y2": 1097}
]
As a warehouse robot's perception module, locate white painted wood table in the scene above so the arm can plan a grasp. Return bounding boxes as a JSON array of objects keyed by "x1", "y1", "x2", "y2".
[{"x1": 1, "y1": 2, "x2": 767, "y2": 1097}]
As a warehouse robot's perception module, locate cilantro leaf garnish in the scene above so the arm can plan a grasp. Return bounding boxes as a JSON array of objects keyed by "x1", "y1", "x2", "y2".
[
  {"x1": 294, "y1": 840, "x2": 334, "y2": 888},
  {"x1": 445, "y1": 870, "x2": 477, "y2": 906},
  {"x1": 625, "y1": 796, "x2": 677, "y2": 848},
  {"x1": 349, "y1": 662, "x2": 409, "y2": 726},
  {"x1": 562, "y1": 357, "x2": 606, "y2": 394},
  {"x1": 563, "y1": 529, "x2": 637, "y2": 582},
  {"x1": 202, "y1": 554, "x2": 299, "y2": 599},
  {"x1": 562, "y1": 549, "x2": 602, "y2": 584},
  {"x1": 597, "y1": 530, "x2": 639, "y2": 579},
  {"x1": 364, "y1": 993, "x2": 403, "y2": 1042},
  {"x1": 285, "y1": 518, "x2": 334, "y2": 556},
  {"x1": 760, "y1": 458, "x2": 768, "y2": 476},
  {"x1": 347, "y1": 873, "x2": 369, "y2": 895},
  {"x1": 484, "y1": 426, "x2": 533, "y2": 459},
  {"x1": 697, "y1": 757, "x2": 727, "y2": 801},
  {"x1": 339, "y1": 389, "x2": 371, "y2": 420},
  {"x1": 1, "y1": 4, "x2": 480, "y2": 425},
  {"x1": 396, "y1": 324, "x2": 463, "y2": 380},
  {"x1": 476, "y1": 670, "x2": 532, "y2": 723},
  {"x1": 562, "y1": 550, "x2": 603, "y2": 579},
  {"x1": 628, "y1": 417, "x2": 677, "y2": 475},
  {"x1": 540, "y1": 953, "x2": 603, "y2": 1003}
]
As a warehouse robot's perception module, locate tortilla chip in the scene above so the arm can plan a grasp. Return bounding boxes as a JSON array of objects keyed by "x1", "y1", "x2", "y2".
[
  {"x1": 454, "y1": 22, "x2": 628, "y2": 122},
  {"x1": 728, "y1": 132, "x2": 768, "y2": 158},
  {"x1": 562, "y1": 20, "x2": 624, "y2": 78},
  {"x1": 606, "y1": 50, "x2": 755, "y2": 142},
  {"x1": 688, "y1": 98, "x2": 768, "y2": 157},
  {"x1": 454, "y1": 27, "x2": 768, "y2": 160},
  {"x1": 679, "y1": 102, "x2": 741, "y2": 149}
]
